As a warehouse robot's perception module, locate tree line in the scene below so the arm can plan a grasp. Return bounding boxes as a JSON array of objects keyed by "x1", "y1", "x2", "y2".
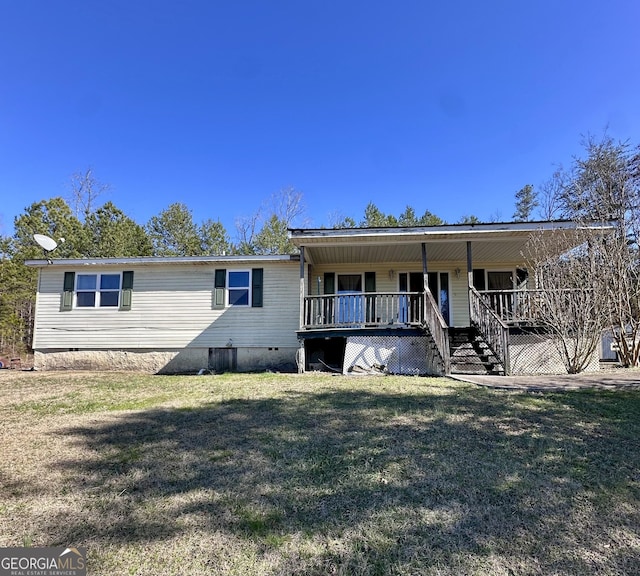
[
  {"x1": 1, "y1": 133, "x2": 639, "y2": 366},
  {"x1": 0, "y1": 178, "x2": 452, "y2": 356}
]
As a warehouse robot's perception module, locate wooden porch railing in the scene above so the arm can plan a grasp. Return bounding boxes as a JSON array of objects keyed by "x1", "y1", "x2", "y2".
[
  {"x1": 302, "y1": 292, "x2": 425, "y2": 329},
  {"x1": 423, "y1": 288, "x2": 451, "y2": 375},
  {"x1": 478, "y1": 289, "x2": 590, "y2": 325},
  {"x1": 478, "y1": 289, "x2": 546, "y2": 324},
  {"x1": 302, "y1": 291, "x2": 450, "y2": 375},
  {"x1": 470, "y1": 286, "x2": 511, "y2": 375}
]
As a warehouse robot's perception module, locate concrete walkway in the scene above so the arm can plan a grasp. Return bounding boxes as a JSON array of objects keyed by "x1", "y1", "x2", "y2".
[{"x1": 449, "y1": 367, "x2": 640, "y2": 391}]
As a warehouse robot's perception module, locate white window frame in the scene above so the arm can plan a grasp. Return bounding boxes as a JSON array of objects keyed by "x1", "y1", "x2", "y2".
[
  {"x1": 336, "y1": 273, "x2": 363, "y2": 294},
  {"x1": 486, "y1": 269, "x2": 516, "y2": 291},
  {"x1": 75, "y1": 273, "x2": 122, "y2": 308},
  {"x1": 227, "y1": 269, "x2": 251, "y2": 307}
]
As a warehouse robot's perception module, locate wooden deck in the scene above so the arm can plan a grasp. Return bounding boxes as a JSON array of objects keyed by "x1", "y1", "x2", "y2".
[
  {"x1": 301, "y1": 290, "x2": 450, "y2": 376},
  {"x1": 300, "y1": 288, "x2": 567, "y2": 377}
]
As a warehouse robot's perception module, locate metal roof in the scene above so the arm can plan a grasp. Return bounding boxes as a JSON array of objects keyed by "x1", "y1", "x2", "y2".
[
  {"x1": 25, "y1": 254, "x2": 300, "y2": 268},
  {"x1": 288, "y1": 219, "x2": 606, "y2": 241},
  {"x1": 288, "y1": 220, "x2": 617, "y2": 265},
  {"x1": 25, "y1": 220, "x2": 616, "y2": 268}
]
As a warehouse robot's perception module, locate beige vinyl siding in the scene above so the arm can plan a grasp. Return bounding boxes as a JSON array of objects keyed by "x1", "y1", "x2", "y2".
[
  {"x1": 449, "y1": 272, "x2": 469, "y2": 327},
  {"x1": 34, "y1": 262, "x2": 300, "y2": 350}
]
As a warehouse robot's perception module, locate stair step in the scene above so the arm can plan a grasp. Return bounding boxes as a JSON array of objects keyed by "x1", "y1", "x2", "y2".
[{"x1": 448, "y1": 327, "x2": 505, "y2": 376}]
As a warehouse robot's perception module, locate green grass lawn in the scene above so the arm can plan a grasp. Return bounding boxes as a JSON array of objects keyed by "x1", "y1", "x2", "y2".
[{"x1": 1, "y1": 371, "x2": 638, "y2": 575}]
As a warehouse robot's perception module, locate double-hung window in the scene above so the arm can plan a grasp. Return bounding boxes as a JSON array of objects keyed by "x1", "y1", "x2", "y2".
[
  {"x1": 76, "y1": 273, "x2": 121, "y2": 307},
  {"x1": 228, "y1": 270, "x2": 251, "y2": 306},
  {"x1": 61, "y1": 271, "x2": 133, "y2": 311},
  {"x1": 213, "y1": 268, "x2": 263, "y2": 309}
]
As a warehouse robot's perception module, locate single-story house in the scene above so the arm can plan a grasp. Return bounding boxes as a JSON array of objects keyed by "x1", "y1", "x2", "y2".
[
  {"x1": 27, "y1": 255, "x2": 302, "y2": 373},
  {"x1": 26, "y1": 220, "x2": 615, "y2": 375}
]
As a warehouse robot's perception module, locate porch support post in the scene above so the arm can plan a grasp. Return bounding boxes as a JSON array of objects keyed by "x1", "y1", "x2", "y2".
[
  {"x1": 299, "y1": 246, "x2": 305, "y2": 330},
  {"x1": 466, "y1": 241, "x2": 473, "y2": 322},
  {"x1": 466, "y1": 241, "x2": 473, "y2": 287},
  {"x1": 421, "y1": 242, "x2": 428, "y2": 292},
  {"x1": 298, "y1": 246, "x2": 306, "y2": 373}
]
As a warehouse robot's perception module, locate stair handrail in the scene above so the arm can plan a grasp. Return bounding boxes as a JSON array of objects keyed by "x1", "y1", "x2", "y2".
[
  {"x1": 423, "y1": 289, "x2": 451, "y2": 375},
  {"x1": 469, "y1": 286, "x2": 511, "y2": 375}
]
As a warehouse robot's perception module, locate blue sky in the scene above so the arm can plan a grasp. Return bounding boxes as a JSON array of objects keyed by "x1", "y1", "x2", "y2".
[{"x1": 1, "y1": 1, "x2": 639, "y2": 239}]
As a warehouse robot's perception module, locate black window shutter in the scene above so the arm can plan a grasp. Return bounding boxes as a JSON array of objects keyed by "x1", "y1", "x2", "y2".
[
  {"x1": 364, "y1": 272, "x2": 376, "y2": 323},
  {"x1": 516, "y1": 268, "x2": 528, "y2": 287},
  {"x1": 472, "y1": 269, "x2": 486, "y2": 291},
  {"x1": 61, "y1": 271, "x2": 75, "y2": 311},
  {"x1": 251, "y1": 268, "x2": 263, "y2": 307},
  {"x1": 324, "y1": 273, "x2": 335, "y2": 295},
  {"x1": 214, "y1": 269, "x2": 226, "y2": 308},
  {"x1": 428, "y1": 272, "x2": 438, "y2": 296},
  {"x1": 364, "y1": 271, "x2": 376, "y2": 292},
  {"x1": 120, "y1": 271, "x2": 134, "y2": 310}
]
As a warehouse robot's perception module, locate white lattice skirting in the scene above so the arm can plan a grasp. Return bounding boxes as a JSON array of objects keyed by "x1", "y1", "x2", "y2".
[{"x1": 343, "y1": 336, "x2": 431, "y2": 375}]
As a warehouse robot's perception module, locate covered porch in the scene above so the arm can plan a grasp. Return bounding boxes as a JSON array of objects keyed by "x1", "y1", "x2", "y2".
[{"x1": 288, "y1": 221, "x2": 597, "y2": 376}]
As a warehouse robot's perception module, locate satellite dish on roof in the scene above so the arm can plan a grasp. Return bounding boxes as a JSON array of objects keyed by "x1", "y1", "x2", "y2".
[
  {"x1": 34, "y1": 234, "x2": 59, "y2": 252},
  {"x1": 33, "y1": 234, "x2": 65, "y2": 263}
]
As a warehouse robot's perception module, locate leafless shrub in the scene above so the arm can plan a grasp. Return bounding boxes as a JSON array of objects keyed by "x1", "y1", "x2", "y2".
[
  {"x1": 536, "y1": 134, "x2": 640, "y2": 368},
  {"x1": 524, "y1": 227, "x2": 610, "y2": 373}
]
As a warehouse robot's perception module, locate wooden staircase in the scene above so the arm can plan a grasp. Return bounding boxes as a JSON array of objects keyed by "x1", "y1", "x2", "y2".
[{"x1": 449, "y1": 327, "x2": 505, "y2": 375}]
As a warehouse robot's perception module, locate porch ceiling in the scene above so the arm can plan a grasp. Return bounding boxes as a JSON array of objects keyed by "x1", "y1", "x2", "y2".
[{"x1": 301, "y1": 238, "x2": 528, "y2": 265}]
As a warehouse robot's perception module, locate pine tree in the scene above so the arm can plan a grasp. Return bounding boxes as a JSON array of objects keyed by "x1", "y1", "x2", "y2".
[
  {"x1": 513, "y1": 184, "x2": 538, "y2": 221},
  {"x1": 146, "y1": 203, "x2": 203, "y2": 256}
]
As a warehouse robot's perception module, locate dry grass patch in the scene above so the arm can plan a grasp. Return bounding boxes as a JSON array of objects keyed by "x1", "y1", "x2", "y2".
[{"x1": 0, "y1": 370, "x2": 638, "y2": 575}]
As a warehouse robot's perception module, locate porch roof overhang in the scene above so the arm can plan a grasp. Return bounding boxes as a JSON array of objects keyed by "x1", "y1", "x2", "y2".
[{"x1": 288, "y1": 220, "x2": 617, "y2": 265}]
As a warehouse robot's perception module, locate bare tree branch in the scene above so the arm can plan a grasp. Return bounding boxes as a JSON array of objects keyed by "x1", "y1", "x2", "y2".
[{"x1": 67, "y1": 167, "x2": 110, "y2": 221}]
